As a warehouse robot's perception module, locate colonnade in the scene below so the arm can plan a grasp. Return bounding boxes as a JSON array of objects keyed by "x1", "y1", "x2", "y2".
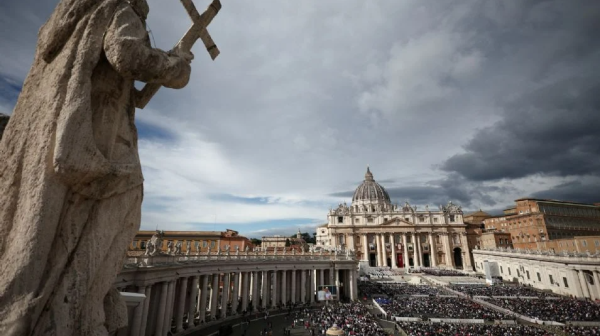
[
  {"x1": 355, "y1": 231, "x2": 472, "y2": 270},
  {"x1": 116, "y1": 257, "x2": 358, "y2": 336}
]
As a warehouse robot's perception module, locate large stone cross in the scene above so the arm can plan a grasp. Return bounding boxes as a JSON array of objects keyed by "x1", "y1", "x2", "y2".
[{"x1": 136, "y1": 0, "x2": 222, "y2": 108}]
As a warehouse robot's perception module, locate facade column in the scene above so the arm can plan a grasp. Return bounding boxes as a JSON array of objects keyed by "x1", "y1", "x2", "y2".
[
  {"x1": 382, "y1": 234, "x2": 389, "y2": 267},
  {"x1": 460, "y1": 232, "x2": 472, "y2": 270},
  {"x1": 175, "y1": 277, "x2": 188, "y2": 332},
  {"x1": 429, "y1": 233, "x2": 437, "y2": 267},
  {"x1": 402, "y1": 233, "x2": 409, "y2": 268},
  {"x1": 210, "y1": 274, "x2": 219, "y2": 319},
  {"x1": 375, "y1": 234, "x2": 383, "y2": 266},
  {"x1": 139, "y1": 285, "x2": 152, "y2": 336},
  {"x1": 291, "y1": 270, "x2": 297, "y2": 304},
  {"x1": 301, "y1": 270, "x2": 307, "y2": 303},
  {"x1": 199, "y1": 275, "x2": 209, "y2": 323},
  {"x1": 361, "y1": 234, "x2": 369, "y2": 262},
  {"x1": 443, "y1": 234, "x2": 453, "y2": 267},
  {"x1": 578, "y1": 270, "x2": 591, "y2": 299},
  {"x1": 252, "y1": 271, "x2": 259, "y2": 312},
  {"x1": 416, "y1": 233, "x2": 423, "y2": 267},
  {"x1": 155, "y1": 282, "x2": 169, "y2": 336},
  {"x1": 411, "y1": 233, "x2": 419, "y2": 267},
  {"x1": 319, "y1": 269, "x2": 324, "y2": 288},
  {"x1": 221, "y1": 273, "x2": 230, "y2": 318},
  {"x1": 594, "y1": 271, "x2": 600, "y2": 300},
  {"x1": 241, "y1": 272, "x2": 250, "y2": 312},
  {"x1": 188, "y1": 276, "x2": 199, "y2": 325},
  {"x1": 390, "y1": 234, "x2": 397, "y2": 269},
  {"x1": 130, "y1": 286, "x2": 146, "y2": 336},
  {"x1": 232, "y1": 272, "x2": 240, "y2": 314},
  {"x1": 348, "y1": 234, "x2": 356, "y2": 252}
]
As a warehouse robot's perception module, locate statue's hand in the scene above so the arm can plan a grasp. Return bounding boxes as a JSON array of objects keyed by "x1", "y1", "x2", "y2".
[{"x1": 162, "y1": 53, "x2": 192, "y2": 89}]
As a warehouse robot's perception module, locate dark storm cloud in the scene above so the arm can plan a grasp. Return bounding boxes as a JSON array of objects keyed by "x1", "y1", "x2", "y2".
[
  {"x1": 441, "y1": 78, "x2": 600, "y2": 181},
  {"x1": 530, "y1": 180, "x2": 600, "y2": 205}
]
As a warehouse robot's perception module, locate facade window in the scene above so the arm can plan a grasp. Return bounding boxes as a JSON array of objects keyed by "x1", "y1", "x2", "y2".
[
  {"x1": 354, "y1": 218, "x2": 359, "y2": 223},
  {"x1": 433, "y1": 217, "x2": 439, "y2": 223},
  {"x1": 549, "y1": 275, "x2": 554, "y2": 285},
  {"x1": 508, "y1": 268, "x2": 511, "y2": 276},
  {"x1": 337, "y1": 216, "x2": 343, "y2": 223},
  {"x1": 202, "y1": 241, "x2": 207, "y2": 247},
  {"x1": 140, "y1": 241, "x2": 146, "y2": 249},
  {"x1": 537, "y1": 272, "x2": 541, "y2": 282},
  {"x1": 595, "y1": 240, "x2": 599, "y2": 247},
  {"x1": 526, "y1": 271, "x2": 530, "y2": 280},
  {"x1": 132, "y1": 240, "x2": 137, "y2": 248},
  {"x1": 582, "y1": 240, "x2": 587, "y2": 247},
  {"x1": 449, "y1": 215, "x2": 455, "y2": 222},
  {"x1": 405, "y1": 217, "x2": 410, "y2": 222},
  {"x1": 367, "y1": 218, "x2": 374, "y2": 223},
  {"x1": 563, "y1": 277, "x2": 569, "y2": 288},
  {"x1": 500, "y1": 266, "x2": 503, "y2": 274},
  {"x1": 210, "y1": 241, "x2": 216, "y2": 248},
  {"x1": 418, "y1": 215, "x2": 424, "y2": 222}
]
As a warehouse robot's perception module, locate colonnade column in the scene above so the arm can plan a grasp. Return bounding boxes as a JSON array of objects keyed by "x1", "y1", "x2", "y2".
[
  {"x1": 261, "y1": 271, "x2": 268, "y2": 309},
  {"x1": 139, "y1": 285, "x2": 152, "y2": 336},
  {"x1": 155, "y1": 282, "x2": 169, "y2": 335},
  {"x1": 241, "y1": 272, "x2": 250, "y2": 312},
  {"x1": 361, "y1": 234, "x2": 369, "y2": 262},
  {"x1": 130, "y1": 286, "x2": 146, "y2": 336},
  {"x1": 301, "y1": 270, "x2": 307, "y2": 303},
  {"x1": 390, "y1": 234, "x2": 397, "y2": 269},
  {"x1": 578, "y1": 270, "x2": 591, "y2": 298},
  {"x1": 221, "y1": 273, "x2": 230, "y2": 318},
  {"x1": 428, "y1": 233, "x2": 437, "y2": 267},
  {"x1": 199, "y1": 275, "x2": 209, "y2": 322},
  {"x1": 416, "y1": 233, "x2": 423, "y2": 267},
  {"x1": 175, "y1": 277, "x2": 188, "y2": 332},
  {"x1": 281, "y1": 270, "x2": 287, "y2": 306},
  {"x1": 165, "y1": 280, "x2": 176, "y2": 335},
  {"x1": 232, "y1": 272, "x2": 240, "y2": 314},
  {"x1": 252, "y1": 271, "x2": 259, "y2": 312},
  {"x1": 272, "y1": 270, "x2": 278, "y2": 307},
  {"x1": 594, "y1": 271, "x2": 600, "y2": 300},
  {"x1": 319, "y1": 269, "x2": 325, "y2": 288},
  {"x1": 402, "y1": 234, "x2": 409, "y2": 268},
  {"x1": 187, "y1": 276, "x2": 199, "y2": 325},
  {"x1": 375, "y1": 234, "x2": 383, "y2": 267},
  {"x1": 210, "y1": 274, "x2": 219, "y2": 319},
  {"x1": 382, "y1": 234, "x2": 389, "y2": 267},
  {"x1": 291, "y1": 270, "x2": 297, "y2": 304}
]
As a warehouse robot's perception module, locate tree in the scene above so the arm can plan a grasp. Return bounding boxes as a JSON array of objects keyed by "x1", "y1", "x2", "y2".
[
  {"x1": 250, "y1": 238, "x2": 262, "y2": 246},
  {"x1": 285, "y1": 238, "x2": 291, "y2": 247}
]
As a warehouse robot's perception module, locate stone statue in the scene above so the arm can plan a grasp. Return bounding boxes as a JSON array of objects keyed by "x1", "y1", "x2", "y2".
[
  {"x1": 235, "y1": 245, "x2": 239, "y2": 255},
  {"x1": 217, "y1": 247, "x2": 221, "y2": 256},
  {"x1": 147, "y1": 230, "x2": 164, "y2": 256},
  {"x1": 186, "y1": 241, "x2": 191, "y2": 255},
  {"x1": 207, "y1": 247, "x2": 212, "y2": 256},
  {"x1": 274, "y1": 247, "x2": 278, "y2": 255},
  {"x1": 175, "y1": 241, "x2": 182, "y2": 255},
  {"x1": 0, "y1": 0, "x2": 218, "y2": 334},
  {"x1": 167, "y1": 241, "x2": 174, "y2": 254},
  {"x1": 245, "y1": 246, "x2": 249, "y2": 253},
  {"x1": 144, "y1": 241, "x2": 155, "y2": 256}
]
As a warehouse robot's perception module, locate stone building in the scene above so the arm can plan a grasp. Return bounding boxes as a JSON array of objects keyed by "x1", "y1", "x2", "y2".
[
  {"x1": 130, "y1": 229, "x2": 253, "y2": 254},
  {"x1": 317, "y1": 167, "x2": 473, "y2": 270},
  {"x1": 536, "y1": 235, "x2": 600, "y2": 254},
  {"x1": 262, "y1": 230, "x2": 305, "y2": 248},
  {"x1": 480, "y1": 231, "x2": 513, "y2": 249},
  {"x1": 483, "y1": 198, "x2": 600, "y2": 249}
]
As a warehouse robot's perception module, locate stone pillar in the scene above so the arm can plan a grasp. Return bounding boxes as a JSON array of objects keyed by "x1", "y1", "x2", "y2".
[
  {"x1": 301, "y1": 270, "x2": 307, "y2": 303},
  {"x1": 130, "y1": 286, "x2": 146, "y2": 336},
  {"x1": 361, "y1": 234, "x2": 369, "y2": 261},
  {"x1": 310, "y1": 270, "x2": 315, "y2": 303},
  {"x1": 281, "y1": 270, "x2": 287, "y2": 306},
  {"x1": 594, "y1": 271, "x2": 600, "y2": 300},
  {"x1": 429, "y1": 233, "x2": 437, "y2": 267},
  {"x1": 210, "y1": 274, "x2": 219, "y2": 319},
  {"x1": 155, "y1": 282, "x2": 169, "y2": 336},
  {"x1": 319, "y1": 269, "x2": 325, "y2": 288},
  {"x1": 175, "y1": 277, "x2": 188, "y2": 332},
  {"x1": 443, "y1": 234, "x2": 453, "y2": 267},
  {"x1": 402, "y1": 234, "x2": 409, "y2": 268},
  {"x1": 390, "y1": 234, "x2": 397, "y2": 269},
  {"x1": 352, "y1": 269, "x2": 358, "y2": 300},
  {"x1": 272, "y1": 270, "x2": 279, "y2": 307},
  {"x1": 163, "y1": 280, "x2": 176, "y2": 335},
  {"x1": 187, "y1": 276, "x2": 199, "y2": 325},
  {"x1": 232, "y1": 272, "x2": 240, "y2": 314},
  {"x1": 241, "y1": 272, "x2": 250, "y2": 312},
  {"x1": 348, "y1": 234, "x2": 356, "y2": 252},
  {"x1": 375, "y1": 233, "x2": 383, "y2": 267},
  {"x1": 291, "y1": 270, "x2": 297, "y2": 304},
  {"x1": 382, "y1": 234, "x2": 389, "y2": 267},
  {"x1": 261, "y1": 271, "x2": 269, "y2": 309},
  {"x1": 199, "y1": 275, "x2": 209, "y2": 323},
  {"x1": 139, "y1": 285, "x2": 152, "y2": 336},
  {"x1": 252, "y1": 271, "x2": 259, "y2": 312},
  {"x1": 221, "y1": 273, "x2": 230, "y2": 318},
  {"x1": 578, "y1": 270, "x2": 591, "y2": 298}
]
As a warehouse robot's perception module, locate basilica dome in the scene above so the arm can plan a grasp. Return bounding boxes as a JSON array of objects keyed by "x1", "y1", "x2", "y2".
[{"x1": 351, "y1": 167, "x2": 391, "y2": 205}]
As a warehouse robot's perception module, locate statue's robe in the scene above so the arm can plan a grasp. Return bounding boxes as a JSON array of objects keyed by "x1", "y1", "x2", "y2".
[{"x1": 0, "y1": 0, "x2": 189, "y2": 335}]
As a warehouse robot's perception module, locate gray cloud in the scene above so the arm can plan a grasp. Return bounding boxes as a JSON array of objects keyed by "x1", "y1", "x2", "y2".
[{"x1": 530, "y1": 179, "x2": 600, "y2": 205}]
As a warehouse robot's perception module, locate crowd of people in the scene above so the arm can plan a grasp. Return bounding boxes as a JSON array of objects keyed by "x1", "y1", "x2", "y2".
[
  {"x1": 451, "y1": 284, "x2": 548, "y2": 297},
  {"x1": 302, "y1": 302, "x2": 388, "y2": 336},
  {"x1": 554, "y1": 325, "x2": 600, "y2": 336},
  {"x1": 363, "y1": 267, "x2": 405, "y2": 278},
  {"x1": 377, "y1": 297, "x2": 508, "y2": 320},
  {"x1": 359, "y1": 282, "x2": 446, "y2": 297},
  {"x1": 396, "y1": 322, "x2": 556, "y2": 336},
  {"x1": 485, "y1": 298, "x2": 600, "y2": 322},
  {"x1": 421, "y1": 268, "x2": 467, "y2": 276}
]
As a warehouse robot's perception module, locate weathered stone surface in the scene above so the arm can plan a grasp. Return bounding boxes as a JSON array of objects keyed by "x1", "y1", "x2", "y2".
[
  {"x1": 0, "y1": 113, "x2": 8, "y2": 140},
  {"x1": 0, "y1": 0, "x2": 192, "y2": 335}
]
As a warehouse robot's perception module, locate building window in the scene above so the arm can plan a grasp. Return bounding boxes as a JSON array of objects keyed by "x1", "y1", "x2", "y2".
[
  {"x1": 526, "y1": 271, "x2": 530, "y2": 280},
  {"x1": 549, "y1": 275, "x2": 554, "y2": 285},
  {"x1": 563, "y1": 277, "x2": 569, "y2": 288},
  {"x1": 354, "y1": 218, "x2": 359, "y2": 223},
  {"x1": 405, "y1": 217, "x2": 410, "y2": 222},
  {"x1": 582, "y1": 241, "x2": 587, "y2": 247},
  {"x1": 537, "y1": 272, "x2": 541, "y2": 282},
  {"x1": 595, "y1": 240, "x2": 600, "y2": 247},
  {"x1": 508, "y1": 268, "x2": 511, "y2": 276},
  {"x1": 337, "y1": 216, "x2": 343, "y2": 223},
  {"x1": 202, "y1": 241, "x2": 207, "y2": 248},
  {"x1": 140, "y1": 241, "x2": 146, "y2": 249},
  {"x1": 132, "y1": 240, "x2": 137, "y2": 248},
  {"x1": 433, "y1": 217, "x2": 439, "y2": 223},
  {"x1": 367, "y1": 218, "x2": 374, "y2": 223},
  {"x1": 210, "y1": 241, "x2": 216, "y2": 248},
  {"x1": 449, "y1": 215, "x2": 455, "y2": 222},
  {"x1": 500, "y1": 266, "x2": 503, "y2": 274}
]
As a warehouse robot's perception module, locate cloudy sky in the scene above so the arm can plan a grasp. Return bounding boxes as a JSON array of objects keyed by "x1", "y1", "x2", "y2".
[{"x1": 1, "y1": 0, "x2": 599, "y2": 238}]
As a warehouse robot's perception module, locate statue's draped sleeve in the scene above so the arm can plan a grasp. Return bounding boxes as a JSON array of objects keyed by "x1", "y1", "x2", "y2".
[{"x1": 103, "y1": 5, "x2": 191, "y2": 89}]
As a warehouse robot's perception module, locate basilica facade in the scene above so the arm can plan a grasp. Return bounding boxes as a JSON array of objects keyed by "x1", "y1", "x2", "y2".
[{"x1": 317, "y1": 167, "x2": 473, "y2": 270}]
